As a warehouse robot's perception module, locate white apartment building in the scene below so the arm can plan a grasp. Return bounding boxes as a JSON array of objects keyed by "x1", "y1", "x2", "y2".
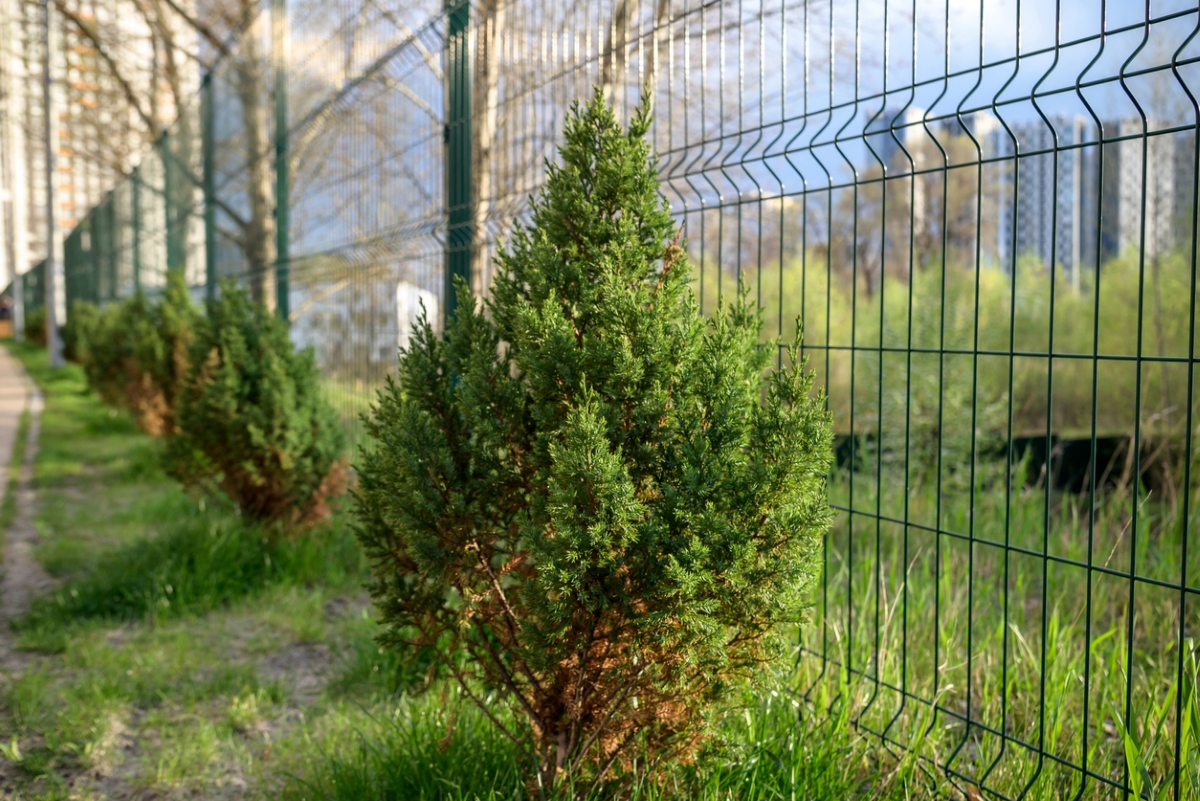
[{"x1": 0, "y1": 0, "x2": 198, "y2": 304}]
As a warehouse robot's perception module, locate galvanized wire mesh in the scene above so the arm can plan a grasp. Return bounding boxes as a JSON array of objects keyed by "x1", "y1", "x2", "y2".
[{"x1": 23, "y1": 0, "x2": 1200, "y2": 796}]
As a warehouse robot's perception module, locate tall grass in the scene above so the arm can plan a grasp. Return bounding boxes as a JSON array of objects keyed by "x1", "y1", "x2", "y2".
[
  {"x1": 21, "y1": 492, "x2": 363, "y2": 634},
  {"x1": 284, "y1": 672, "x2": 933, "y2": 801},
  {"x1": 798, "y1": 468, "x2": 1200, "y2": 799}
]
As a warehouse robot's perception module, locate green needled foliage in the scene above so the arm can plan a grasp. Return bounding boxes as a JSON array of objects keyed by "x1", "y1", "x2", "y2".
[
  {"x1": 23, "y1": 305, "x2": 47, "y2": 347},
  {"x1": 80, "y1": 273, "x2": 201, "y2": 436},
  {"x1": 60, "y1": 299, "x2": 101, "y2": 365},
  {"x1": 83, "y1": 292, "x2": 155, "y2": 409},
  {"x1": 355, "y1": 92, "x2": 833, "y2": 792},
  {"x1": 166, "y1": 279, "x2": 347, "y2": 528},
  {"x1": 127, "y1": 271, "x2": 203, "y2": 436}
]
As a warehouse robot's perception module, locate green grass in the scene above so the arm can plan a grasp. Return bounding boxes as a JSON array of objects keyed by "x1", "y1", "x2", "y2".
[
  {"x1": 0, "y1": 343, "x2": 375, "y2": 798},
  {"x1": 19, "y1": 497, "x2": 363, "y2": 646},
  {"x1": 281, "y1": 675, "x2": 930, "y2": 801},
  {"x1": 5, "y1": 330, "x2": 1196, "y2": 800},
  {"x1": 0, "y1": 340, "x2": 920, "y2": 800},
  {"x1": 0, "y1": 405, "x2": 30, "y2": 543},
  {"x1": 796, "y1": 465, "x2": 1200, "y2": 800}
]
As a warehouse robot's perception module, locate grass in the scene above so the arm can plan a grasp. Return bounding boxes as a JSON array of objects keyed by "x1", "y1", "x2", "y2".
[
  {"x1": 798, "y1": 463, "x2": 1200, "y2": 800},
  {"x1": 0, "y1": 343, "x2": 380, "y2": 798},
  {"x1": 0, "y1": 340, "x2": 921, "y2": 800},
  {"x1": 0, "y1": 406, "x2": 30, "y2": 544},
  {"x1": 10, "y1": 328, "x2": 1191, "y2": 799},
  {"x1": 282, "y1": 678, "x2": 925, "y2": 801}
]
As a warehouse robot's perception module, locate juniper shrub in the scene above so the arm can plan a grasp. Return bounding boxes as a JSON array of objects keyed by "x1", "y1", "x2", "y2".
[
  {"x1": 355, "y1": 93, "x2": 833, "y2": 792},
  {"x1": 166, "y1": 280, "x2": 347, "y2": 528}
]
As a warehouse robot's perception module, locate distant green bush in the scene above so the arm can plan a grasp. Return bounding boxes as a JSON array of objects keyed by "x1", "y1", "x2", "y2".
[
  {"x1": 24, "y1": 305, "x2": 47, "y2": 346},
  {"x1": 166, "y1": 280, "x2": 347, "y2": 528},
  {"x1": 76, "y1": 274, "x2": 201, "y2": 436},
  {"x1": 756, "y1": 246, "x2": 1200, "y2": 497},
  {"x1": 83, "y1": 292, "x2": 152, "y2": 408},
  {"x1": 60, "y1": 299, "x2": 101, "y2": 364},
  {"x1": 127, "y1": 273, "x2": 202, "y2": 435}
]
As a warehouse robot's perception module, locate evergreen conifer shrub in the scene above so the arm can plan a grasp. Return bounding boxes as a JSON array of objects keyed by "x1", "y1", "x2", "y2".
[
  {"x1": 61, "y1": 300, "x2": 101, "y2": 364},
  {"x1": 166, "y1": 280, "x2": 347, "y2": 527},
  {"x1": 24, "y1": 306, "x2": 47, "y2": 347},
  {"x1": 78, "y1": 274, "x2": 201, "y2": 435},
  {"x1": 127, "y1": 272, "x2": 202, "y2": 435},
  {"x1": 355, "y1": 93, "x2": 834, "y2": 790},
  {"x1": 83, "y1": 293, "x2": 153, "y2": 407}
]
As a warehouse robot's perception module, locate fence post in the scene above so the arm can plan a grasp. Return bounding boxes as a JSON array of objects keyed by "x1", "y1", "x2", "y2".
[
  {"x1": 106, "y1": 193, "x2": 117, "y2": 301},
  {"x1": 202, "y1": 73, "x2": 216, "y2": 300},
  {"x1": 131, "y1": 165, "x2": 140, "y2": 294},
  {"x1": 273, "y1": 0, "x2": 289, "y2": 321},
  {"x1": 443, "y1": 0, "x2": 471, "y2": 329},
  {"x1": 162, "y1": 130, "x2": 179, "y2": 275},
  {"x1": 91, "y1": 212, "x2": 101, "y2": 301},
  {"x1": 41, "y1": 0, "x2": 62, "y2": 366},
  {"x1": 12, "y1": 255, "x2": 22, "y2": 342}
]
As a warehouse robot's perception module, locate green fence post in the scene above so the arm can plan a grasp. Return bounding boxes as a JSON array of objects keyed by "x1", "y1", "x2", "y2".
[
  {"x1": 444, "y1": 0, "x2": 471, "y2": 329},
  {"x1": 12, "y1": 258, "x2": 22, "y2": 342},
  {"x1": 90, "y1": 212, "x2": 102, "y2": 302},
  {"x1": 62, "y1": 229, "x2": 71, "y2": 309},
  {"x1": 64, "y1": 226, "x2": 80, "y2": 309},
  {"x1": 162, "y1": 130, "x2": 172, "y2": 276},
  {"x1": 202, "y1": 73, "x2": 217, "y2": 300},
  {"x1": 132, "y1": 165, "x2": 141, "y2": 293},
  {"x1": 91, "y1": 207, "x2": 99, "y2": 303},
  {"x1": 107, "y1": 193, "x2": 117, "y2": 301},
  {"x1": 273, "y1": 0, "x2": 289, "y2": 321},
  {"x1": 163, "y1": 130, "x2": 183, "y2": 276}
]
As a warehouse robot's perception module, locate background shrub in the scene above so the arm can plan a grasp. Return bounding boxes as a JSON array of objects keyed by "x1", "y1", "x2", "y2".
[
  {"x1": 166, "y1": 280, "x2": 347, "y2": 527},
  {"x1": 60, "y1": 299, "x2": 101, "y2": 364},
  {"x1": 83, "y1": 292, "x2": 153, "y2": 408},
  {"x1": 24, "y1": 305, "x2": 47, "y2": 346},
  {"x1": 127, "y1": 272, "x2": 202, "y2": 435},
  {"x1": 75, "y1": 275, "x2": 201, "y2": 435},
  {"x1": 355, "y1": 94, "x2": 834, "y2": 792}
]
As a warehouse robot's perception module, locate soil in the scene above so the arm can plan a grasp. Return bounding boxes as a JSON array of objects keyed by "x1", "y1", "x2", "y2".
[{"x1": 0, "y1": 356, "x2": 55, "y2": 674}]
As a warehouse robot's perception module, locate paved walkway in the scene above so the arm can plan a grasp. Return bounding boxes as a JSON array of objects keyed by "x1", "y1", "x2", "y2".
[
  {"x1": 0, "y1": 347, "x2": 30, "y2": 489},
  {"x1": 0, "y1": 345, "x2": 48, "y2": 669}
]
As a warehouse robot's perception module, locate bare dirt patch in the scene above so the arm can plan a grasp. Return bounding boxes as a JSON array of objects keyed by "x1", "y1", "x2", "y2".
[{"x1": 0, "y1": 388, "x2": 57, "y2": 673}]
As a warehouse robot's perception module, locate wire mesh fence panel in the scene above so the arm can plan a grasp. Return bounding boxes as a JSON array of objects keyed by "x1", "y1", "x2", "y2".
[
  {"x1": 35, "y1": 0, "x2": 1200, "y2": 797},
  {"x1": 284, "y1": 7, "x2": 445, "y2": 434}
]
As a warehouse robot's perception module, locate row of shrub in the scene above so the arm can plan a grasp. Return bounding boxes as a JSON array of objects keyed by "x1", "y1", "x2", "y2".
[
  {"x1": 60, "y1": 274, "x2": 347, "y2": 530},
  {"x1": 47, "y1": 94, "x2": 836, "y2": 795}
]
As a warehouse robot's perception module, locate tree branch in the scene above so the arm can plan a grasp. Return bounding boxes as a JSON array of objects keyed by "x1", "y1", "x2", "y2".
[
  {"x1": 54, "y1": 0, "x2": 160, "y2": 138},
  {"x1": 467, "y1": 617, "x2": 546, "y2": 733},
  {"x1": 365, "y1": 0, "x2": 441, "y2": 82},
  {"x1": 155, "y1": 0, "x2": 231, "y2": 60}
]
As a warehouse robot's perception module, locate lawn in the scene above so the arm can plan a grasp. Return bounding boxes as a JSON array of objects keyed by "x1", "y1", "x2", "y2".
[{"x1": 0, "y1": 340, "x2": 927, "y2": 800}]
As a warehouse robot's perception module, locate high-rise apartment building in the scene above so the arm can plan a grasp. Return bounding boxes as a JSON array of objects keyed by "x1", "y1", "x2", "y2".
[
  {"x1": 0, "y1": 0, "x2": 197, "y2": 302},
  {"x1": 990, "y1": 116, "x2": 1093, "y2": 282},
  {"x1": 987, "y1": 116, "x2": 1192, "y2": 279}
]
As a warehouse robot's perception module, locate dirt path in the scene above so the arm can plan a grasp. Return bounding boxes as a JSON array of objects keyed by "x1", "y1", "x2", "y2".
[{"x1": 0, "y1": 346, "x2": 52, "y2": 671}]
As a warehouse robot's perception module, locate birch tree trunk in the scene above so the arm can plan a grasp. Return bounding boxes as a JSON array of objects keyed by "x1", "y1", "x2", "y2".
[
  {"x1": 469, "y1": 0, "x2": 503, "y2": 300},
  {"x1": 236, "y1": 18, "x2": 277, "y2": 312}
]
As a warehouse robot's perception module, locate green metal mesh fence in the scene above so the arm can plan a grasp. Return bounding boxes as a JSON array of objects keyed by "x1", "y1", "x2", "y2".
[{"x1": 19, "y1": 0, "x2": 1200, "y2": 796}]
